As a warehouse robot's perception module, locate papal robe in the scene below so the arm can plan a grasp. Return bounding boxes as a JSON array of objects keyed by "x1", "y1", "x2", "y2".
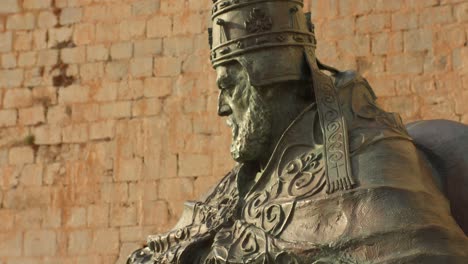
[{"x1": 128, "y1": 71, "x2": 468, "y2": 264}]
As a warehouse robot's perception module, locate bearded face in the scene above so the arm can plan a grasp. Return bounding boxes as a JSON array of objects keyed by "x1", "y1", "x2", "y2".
[{"x1": 216, "y1": 63, "x2": 272, "y2": 162}]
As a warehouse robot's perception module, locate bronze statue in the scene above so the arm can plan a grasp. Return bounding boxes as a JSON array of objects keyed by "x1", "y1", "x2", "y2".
[{"x1": 128, "y1": 1, "x2": 468, "y2": 263}]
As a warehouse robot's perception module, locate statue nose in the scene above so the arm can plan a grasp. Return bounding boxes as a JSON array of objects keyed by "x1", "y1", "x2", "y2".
[{"x1": 218, "y1": 92, "x2": 233, "y2": 116}]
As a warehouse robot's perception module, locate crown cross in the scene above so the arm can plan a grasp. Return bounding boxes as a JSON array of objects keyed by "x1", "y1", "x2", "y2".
[{"x1": 245, "y1": 8, "x2": 273, "y2": 33}]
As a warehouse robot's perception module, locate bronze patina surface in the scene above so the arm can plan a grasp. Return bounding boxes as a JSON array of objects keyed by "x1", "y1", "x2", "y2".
[{"x1": 127, "y1": 1, "x2": 468, "y2": 263}]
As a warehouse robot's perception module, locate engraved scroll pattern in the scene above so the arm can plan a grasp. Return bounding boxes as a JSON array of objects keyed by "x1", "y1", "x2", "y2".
[{"x1": 307, "y1": 47, "x2": 354, "y2": 193}]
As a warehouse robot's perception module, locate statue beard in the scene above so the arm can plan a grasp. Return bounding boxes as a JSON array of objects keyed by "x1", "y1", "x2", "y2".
[{"x1": 229, "y1": 86, "x2": 272, "y2": 162}]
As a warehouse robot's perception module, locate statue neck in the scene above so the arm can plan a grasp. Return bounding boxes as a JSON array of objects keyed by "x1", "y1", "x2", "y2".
[{"x1": 257, "y1": 82, "x2": 313, "y2": 169}]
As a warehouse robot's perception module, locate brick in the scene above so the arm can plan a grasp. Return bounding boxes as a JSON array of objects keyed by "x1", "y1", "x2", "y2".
[
  {"x1": 0, "y1": 69, "x2": 23, "y2": 87},
  {"x1": 96, "y1": 23, "x2": 119, "y2": 43},
  {"x1": 23, "y1": 67, "x2": 42, "y2": 87},
  {"x1": 154, "y1": 57, "x2": 181, "y2": 76},
  {"x1": 421, "y1": 92, "x2": 457, "y2": 120},
  {"x1": 404, "y1": 28, "x2": 433, "y2": 52},
  {"x1": 133, "y1": 98, "x2": 162, "y2": 117},
  {"x1": 0, "y1": 110, "x2": 17, "y2": 128},
  {"x1": 387, "y1": 53, "x2": 425, "y2": 75},
  {"x1": 37, "y1": 49, "x2": 58, "y2": 66},
  {"x1": 91, "y1": 228, "x2": 119, "y2": 255},
  {"x1": 0, "y1": 232, "x2": 22, "y2": 257},
  {"x1": 144, "y1": 77, "x2": 173, "y2": 98},
  {"x1": 132, "y1": 0, "x2": 159, "y2": 15},
  {"x1": 110, "y1": 42, "x2": 133, "y2": 60},
  {"x1": 163, "y1": 36, "x2": 194, "y2": 56},
  {"x1": 420, "y1": 6, "x2": 454, "y2": 25},
  {"x1": 15, "y1": 208, "x2": 42, "y2": 229},
  {"x1": 24, "y1": 230, "x2": 56, "y2": 256},
  {"x1": 118, "y1": 80, "x2": 144, "y2": 100},
  {"x1": 13, "y1": 31, "x2": 32, "y2": 51},
  {"x1": 33, "y1": 125, "x2": 62, "y2": 145},
  {"x1": 19, "y1": 163, "x2": 43, "y2": 186},
  {"x1": 19, "y1": 105, "x2": 45, "y2": 125},
  {"x1": 24, "y1": 0, "x2": 52, "y2": 9},
  {"x1": 110, "y1": 203, "x2": 137, "y2": 226},
  {"x1": 321, "y1": 18, "x2": 354, "y2": 39},
  {"x1": 32, "y1": 29, "x2": 47, "y2": 50},
  {"x1": 0, "y1": 0, "x2": 19, "y2": 13},
  {"x1": 372, "y1": 32, "x2": 403, "y2": 55},
  {"x1": 87, "y1": 204, "x2": 109, "y2": 227},
  {"x1": 43, "y1": 163, "x2": 62, "y2": 186},
  {"x1": 356, "y1": 14, "x2": 390, "y2": 34},
  {"x1": 92, "y1": 81, "x2": 118, "y2": 102},
  {"x1": 4, "y1": 88, "x2": 32, "y2": 108},
  {"x1": 87, "y1": 45, "x2": 108, "y2": 62},
  {"x1": 147, "y1": 16, "x2": 172, "y2": 38},
  {"x1": 61, "y1": 47, "x2": 86, "y2": 64},
  {"x1": 60, "y1": 7, "x2": 82, "y2": 25},
  {"x1": 68, "y1": 230, "x2": 92, "y2": 255},
  {"x1": 83, "y1": 5, "x2": 106, "y2": 22},
  {"x1": 159, "y1": 178, "x2": 194, "y2": 201},
  {"x1": 71, "y1": 103, "x2": 98, "y2": 122},
  {"x1": 6, "y1": 13, "x2": 35, "y2": 30},
  {"x1": 115, "y1": 158, "x2": 142, "y2": 182},
  {"x1": 434, "y1": 26, "x2": 466, "y2": 53},
  {"x1": 105, "y1": 61, "x2": 129, "y2": 80},
  {"x1": 178, "y1": 154, "x2": 211, "y2": 177},
  {"x1": 134, "y1": 39, "x2": 162, "y2": 57},
  {"x1": 337, "y1": 35, "x2": 370, "y2": 56},
  {"x1": 101, "y1": 182, "x2": 128, "y2": 203},
  {"x1": 59, "y1": 85, "x2": 90, "y2": 104},
  {"x1": 38, "y1": 11, "x2": 57, "y2": 28},
  {"x1": 65, "y1": 207, "x2": 87, "y2": 228},
  {"x1": 43, "y1": 207, "x2": 62, "y2": 228},
  {"x1": 2, "y1": 53, "x2": 17, "y2": 68},
  {"x1": 99, "y1": 101, "x2": 132, "y2": 119},
  {"x1": 173, "y1": 13, "x2": 203, "y2": 34},
  {"x1": 47, "y1": 27, "x2": 73, "y2": 48},
  {"x1": 18, "y1": 51, "x2": 37, "y2": 67},
  {"x1": 120, "y1": 19, "x2": 146, "y2": 40},
  {"x1": 392, "y1": 12, "x2": 418, "y2": 30},
  {"x1": 0, "y1": 32, "x2": 13, "y2": 52},
  {"x1": 453, "y1": 47, "x2": 468, "y2": 72},
  {"x1": 73, "y1": 23, "x2": 95, "y2": 45},
  {"x1": 0, "y1": 210, "x2": 15, "y2": 231},
  {"x1": 80, "y1": 62, "x2": 104, "y2": 81},
  {"x1": 160, "y1": 0, "x2": 185, "y2": 14},
  {"x1": 455, "y1": 2, "x2": 468, "y2": 22},
  {"x1": 130, "y1": 57, "x2": 153, "y2": 77},
  {"x1": 90, "y1": 121, "x2": 115, "y2": 140},
  {"x1": 9, "y1": 146, "x2": 34, "y2": 165},
  {"x1": 62, "y1": 124, "x2": 89, "y2": 143},
  {"x1": 47, "y1": 105, "x2": 70, "y2": 124},
  {"x1": 142, "y1": 200, "x2": 169, "y2": 225}
]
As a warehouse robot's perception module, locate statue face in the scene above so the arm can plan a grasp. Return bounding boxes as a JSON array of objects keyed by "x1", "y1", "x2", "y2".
[{"x1": 216, "y1": 62, "x2": 272, "y2": 162}]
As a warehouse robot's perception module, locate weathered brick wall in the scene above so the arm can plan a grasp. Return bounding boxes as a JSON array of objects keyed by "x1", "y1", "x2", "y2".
[{"x1": 0, "y1": 0, "x2": 466, "y2": 263}]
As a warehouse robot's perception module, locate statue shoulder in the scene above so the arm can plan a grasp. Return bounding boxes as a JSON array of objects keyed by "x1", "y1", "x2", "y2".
[
  {"x1": 330, "y1": 70, "x2": 412, "y2": 154},
  {"x1": 332, "y1": 70, "x2": 377, "y2": 100}
]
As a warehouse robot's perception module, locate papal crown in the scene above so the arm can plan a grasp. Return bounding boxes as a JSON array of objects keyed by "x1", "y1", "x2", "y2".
[{"x1": 209, "y1": 0, "x2": 316, "y2": 66}]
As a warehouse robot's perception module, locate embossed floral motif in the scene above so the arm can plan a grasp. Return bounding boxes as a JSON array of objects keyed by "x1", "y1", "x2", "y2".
[
  {"x1": 245, "y1": 8, "x2": 273, "y2": 33},
  {"x1": 281, "y1": 150, "x2": 326, "y2": 198}
]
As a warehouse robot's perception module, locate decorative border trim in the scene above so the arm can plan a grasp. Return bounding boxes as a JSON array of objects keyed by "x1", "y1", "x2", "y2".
[{"x1": 212, "y1": 0, "x2": 303, "y2": 18}]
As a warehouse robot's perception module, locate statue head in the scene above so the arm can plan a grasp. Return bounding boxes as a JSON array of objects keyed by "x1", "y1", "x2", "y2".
[{"x1": 209, "y1": 0, "x2": 318, "y2": 162}]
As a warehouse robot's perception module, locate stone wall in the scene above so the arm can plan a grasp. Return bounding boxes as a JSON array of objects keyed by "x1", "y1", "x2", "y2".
[{"x1": 0, "y1": 0, "x2": 466, "y2": 263}]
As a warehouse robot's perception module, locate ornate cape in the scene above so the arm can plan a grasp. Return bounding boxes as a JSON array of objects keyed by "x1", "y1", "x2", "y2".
[{"x1": 128, "y1": 72, "x2": 468, "y2": 264}]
